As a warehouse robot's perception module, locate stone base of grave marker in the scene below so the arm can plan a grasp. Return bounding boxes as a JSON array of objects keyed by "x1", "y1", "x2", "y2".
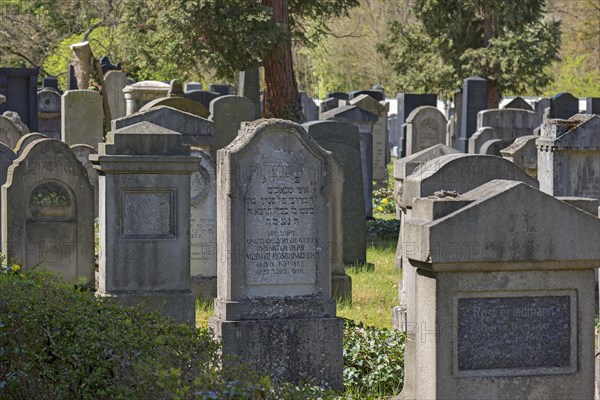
[{"x1": 190, "y1": 276, "x2": 217, "y2": 301}]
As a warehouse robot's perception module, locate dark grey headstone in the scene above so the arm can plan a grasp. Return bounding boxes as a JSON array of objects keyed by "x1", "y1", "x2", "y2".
[
  {"x1": 0, "y1": 68, "x2": 38, "y2": 131},
  {"x1": 349, "y1": 90, "x2": 384, "y2": 102},
  {"x1": 99, "y1": 56, "x2": 121, "y2": 74},
  {"x1": 459, "y1": 77, "x2": 487, "y2": 152},
  {"x1": 550, "y1": 92, "x2": 579, "y2": 120},
  {"x1": 327, "y1": 92, "x2": 349, "y2": 101},
  {"x1": 68, "y1": 63, "x2": 78, "y2": 90},
  {"x1": 185, "y1": 90, "x2": 221, "y2": 109},
  {"x1": 299, "y1": 92, "x2": 319, "y2": 122},
  {"x1": 457, "y1": 296, "x2": 570, "y2": 371},
  {"x1": 396, "y1": 93, "x2": 437, "y2": 157},
  {"x1": 503, "y1": 97, "x2": 533, "y2": 111},
  {"x1": 238, "y1": 69, "x2": 261, "y2": 118},
  {"x1": 586, "y1": 98, "x2": 599, "y2": 115},
  {"x1": 42, "y1": 76, "x2": 59, "y2": 91},
  {"x1": 320, "y1": 97, "x2": 339, "y2": 114},
  {"x1": 209, "y1": 84, "x2": 234, "y2": 96}
]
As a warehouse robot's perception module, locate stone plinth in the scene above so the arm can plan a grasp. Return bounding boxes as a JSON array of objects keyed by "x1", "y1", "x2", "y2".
[{"x1": 123, "y1": 81, "x2": 170, "y2": 115}]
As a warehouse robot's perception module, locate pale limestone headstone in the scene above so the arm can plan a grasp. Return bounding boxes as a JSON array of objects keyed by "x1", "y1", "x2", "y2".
[
  {"x1": 210, "y1": 119, "x2": 343, "y2": 389},
  {"x1": 3, "y1": 111, "x2": 30, "y2": 135},
  {"x1": 405, "y1": 106, "x2": 447, "y2": 156},
  {"x1": 469, "y1": 108, "x2": 537, "y2": 154},
  {"x1": 0, "y1": 116, "x2": 21, "y2": 148},
  {"x1": 123, "y1": 80, "x2": 170, "y2": 115},
  {"x1": 502, "y1": 96, "x2": 533, "y2": 111},
  {"x1": 0, "y1": 142, "x2": 16, "y2": 243},
  {"x1": 70, "y1": 144, "x2": 98, "y2": 218},
  {"x1": 90, "y1": 122, "x2": 198, "y2": 323},
  {"x1": 304, "y1": 120, "x2": 359, "y2": 300},
  {"x1": 14, "y1": 133, "x2": 47, "y2": 156},
  {"x1": 537, "y1": 114, "x2": 600, "y2": 202},
  {"x1": 1, "y1": 138, "x2": 94, "y2": 286},
  {"x1": 500, "y1": 135, "x2": 538, "y2": 178},
  {"x1": 61, "y1": 90, "x2": 104, "y2": 149},
  {"x1": 189, "y1": 148, "x2": 217, "y2": 301},
  {"x1": 398, "y1": 180, "x2": 599, "y2": 399},
  {"x1": 37, "y1": 88, "x2": 61, "y2": 139},
  {"x1": 103, "y1": 70, "x2": 128, "y2": 120},
  {"x1": 209, "y1": 95, "x2": 256, "y2": 151}
]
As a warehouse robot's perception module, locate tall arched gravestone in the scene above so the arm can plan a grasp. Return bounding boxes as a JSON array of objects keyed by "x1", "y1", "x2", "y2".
[
  {"x1": 104, "y1": 70, "x2": 128, "y2": 120},
  {"x1": 210, "y1": 119, "x2": 343, "y2": 389},
  {"x1": 14, "y1": 133, "x2": 47, "y2": 156},
  {"x1": 1, "y1": 138, "x2": 94, "y2": 286},
  {"x1": 61, "y1": 90, "x2": 104, "y2": 149},
  {"x1": 209, "y1": 95, "x2": 256, "y2": 151},
  {"x1": 37, "y1": 88, "x2": 61, "y2": 139},
  {"x1": 405, "y1": 106, "x2": 447, "y2": 156}
]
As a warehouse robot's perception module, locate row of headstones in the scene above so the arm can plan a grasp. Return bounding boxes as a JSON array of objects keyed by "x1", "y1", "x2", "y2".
[{"x1": 390, "y1": 113, "x2": 600, "y2": 398}]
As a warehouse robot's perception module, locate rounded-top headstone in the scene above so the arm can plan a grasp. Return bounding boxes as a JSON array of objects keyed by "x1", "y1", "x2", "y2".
[
  {"x1": 14, "y1": 132, "x2": 47, "y2": 155},
  {"x1": 140, "y1": 96, "x2": 210, "y2": 119}
]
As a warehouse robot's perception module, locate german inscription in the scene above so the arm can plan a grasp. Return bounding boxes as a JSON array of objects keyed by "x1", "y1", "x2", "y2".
[{"x1": 457, "y1": 296, "x2": 570, "y2": 371}]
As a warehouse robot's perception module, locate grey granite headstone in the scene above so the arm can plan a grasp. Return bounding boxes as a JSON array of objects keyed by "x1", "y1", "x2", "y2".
[
  {"x1": 469, "y1": 108, "x2": 537, "y2": 154},
  {"x1": 103, "y1": 70, "x2": 128, "y2": 120},
  {"x1": 396, "y1": 93, "x2": 437, "y2": 157},
  {"x1": 70, "y1": 144, "x2": 99, "y2": 218},
  {"x1": 0, "y1": 68, "x2": 39, "y2": 131},
  {"x1": 123, "y1": 80, "x2": 170, "y2": 115},
  {"x1": 405, "y1": 106, "x2": 447, "y2": 156},
  {"x1": 550, "y1": 92, "x2": 579, "y2": 120},
  {"x1": 299, "y1": 92, "x2": 319, "y2": 122},
  {"x1": 327, "y1": 92, "x2": 348, "y2": 101},
  {"x1": 500, "y1": 135, "x2": 539, "y2": 178},
  {"x1": 185, "y1": 82, "x2": 203, "y2": 92},
  {"x1": 37, "y1": 88, "x2": 61, "y2": 139},
  {"x1": 458, "y1": 77, "x2": 487, "y2": 152},
  {"x1": 2, "y1": 138, "x2": 94, "y2": 286},
  {"x1": 586, "y1": 98, "x2": 599, "y2": 115},
  {"x1": 90, "y1": 122, "x2": 198, "y2": 323},
  {"x1": 184, "y1": 90, "x2": 221, "y2": 110},
  {"x1": 349, "y1": 90, "x2": 384, "y2": 101},
  {"x1": 14, "y1": 133, "x2": 47, "y2": 156},
  {"x1": 209, "y1": 84, "x2": 234, "y2": 96},
  {"x1": 61, "y1": 90, "x2": 104, "y2": 149},
  {"x1": 42, "y1": 76, "x2": 59, "y2": 91},
  {"x1": 209, "y1": 95, "x2": 256, "y2": 151},
  {"x1": 502, "y1": 96, "x2": 533, "y2": 111},
  {"x1": 238, "y1": 69, "x2": 261, "y2": 119},
  {"x1": 0, "y1": 142, "x2": 16, "y2": 242},
  {"x1": 319, "y1": 97, "x2": 339, "y2": 115},
  {"x1": 210, "y1": 119, "x2": 343, "y2": 389}
]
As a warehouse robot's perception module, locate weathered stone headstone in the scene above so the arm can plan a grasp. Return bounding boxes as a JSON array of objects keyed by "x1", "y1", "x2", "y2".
[
  {"x1": 533, "y1": 97, "x2": 551, "y2": 126},
  {"x1": 458, "y1": 77, "x2": 487, "y2": 152},
  {"x1": 184, "y1": 90, "x2": 221, "y2": 110},
  {"x1": 189, "y1": 148, "x2": 217, "y2": 300},
  {"x1": 319, "y1": 97, "x2": 339, "y2": 115},
  {"x1": 349, "y1": 89, "x2": 384, "y2": 101},
  {"x1": 0, "y1": 142, "x2": 16, "y2": 243},
  {"x1": 2, "y1": 138, "x2": 94, "y2": 285},
  {"x1": 210, "y1": 119, "x2": 343, "y2": 389},
  {"x1": 185, "y1": 82, "x2": 203, "y2": 92},
  {"x1": 70, "y1": 144, "x2": 99, "y2": 218},
  {"x1": 3, "y1": 111, "x2": 29, "y2": 135},
  {"x1": 299, "y1": 92, "x2": 319, "y2": 122},
  {"x1": 0, "y1": 116, "x2": 21, "y2": 148},
  {"x1": 549, "y1": 92, "x2": 579, "y2": 120},
  {"x1": 327, "y1": 92, "x2": 349, "y2": 101},
  {"x1": 502, "y1": 96, "x2": 533, "y2": 111},
  {"x1": 42, "y1": 76, "x2": 59, "y2": 91},
  {"x1": 304, "y1": 120, "x2": 363, "y2": 298},
  {"x1": 349, "y1": 94, "x2": 389, "y2": 181},
  {"x1": 61, "y1": 90, "x2": 104, "y2": 149},
  {"x1": 396, "y1": 93, "x2": 437, "y2": 157},
  {"x1": 209, "y1": 84, "x2": 234, "y2": 96},
  {"x1": 397, "y1": 179, "x2": 599, "y2": 399},
  {"x1": 586, "y1": 97, "x2": 600, "y2": 115},
  {"x1": 238, "y1": 69, "x2": 261, "y2": 119},
  {"x1": 140, "y1": 94, "x2": 210, "y2": 119},
  {"x1": 537, "y1": 114, "x2": 600, "y2": 201},
  {"x1": 0, "y1": 68, "x2": 39, "y2": 131},
  {"x1": 123, "y1": 80, "x2": 170, "y2": 115},
  {"x1": 405, "y1": 106, "x2": 447, "y2": 156},
  {"x1": 14, "y1": 133, "x2": 46, "y2": 156},
  {"x1": 209, "y1": 95, "x2": 256, "y2": 151},
  {"x1": 103, "y1": 70, "x2": 128, "y2": 120},
  {"x1": 112, "y1": 105, "x2": 214, "y2": 155},
  {"x1": 321, "y1": 105, "x2": 378, "y2": 217},
  {"x1": 0, "y1": 94, "x2": 5, "y2": 105},
  {"x1": 90, "y1": 121, "x2": 198, "y2": 323},
  {"x1": 469, "y1": 108, "x2": 537, "y2": 154},
  {"x1": 37, "y1": 88, "x2": 61, "y2": 139},
  {"x1": 500, "y1": 135, "x2": 538, "y2": 178}
]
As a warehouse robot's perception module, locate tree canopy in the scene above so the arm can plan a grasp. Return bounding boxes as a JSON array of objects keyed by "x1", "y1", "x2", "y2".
[{"x1": 377, "y1": 0, "x2": 562, "y2": 107}]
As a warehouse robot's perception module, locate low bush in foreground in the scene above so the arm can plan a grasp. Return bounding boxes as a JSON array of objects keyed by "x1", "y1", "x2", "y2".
[{"x1": 0, "y1": 268, "x2": 330, "y2": 399}]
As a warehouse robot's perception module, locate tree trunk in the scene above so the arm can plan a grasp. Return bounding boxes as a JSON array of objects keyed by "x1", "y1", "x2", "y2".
[
  {"x1": 486, "y1": 79, "x2": 500, "y2": 109},
  {"x1": 481, "y1": 7, "x2": 500, "y2": 108},
  {"x1": 70, "y1": 41, "x2": 95, "y2": 89},
  {"x1": 262, "y1": 0, "x2": 304, "y2": 122}
]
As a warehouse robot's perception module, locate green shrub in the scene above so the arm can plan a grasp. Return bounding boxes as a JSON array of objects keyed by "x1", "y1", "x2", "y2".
[
  {"x1": 0, "y1": 267, "x2": 331, "y2": 399},
  {"x1": 342, "y1": 319, "x2": 404, "y2": 398},
  {"x1": 372, "y1": 187, "x2": 396, "y2": 214},
  {"x1": 367, "y1": 219, "x2": 400, "y2": 241}
]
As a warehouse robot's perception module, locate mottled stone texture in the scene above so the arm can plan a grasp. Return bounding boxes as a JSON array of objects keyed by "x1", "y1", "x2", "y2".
[
  {"x1": 91, "y1": 122, "x2": 198, "y2": 323},
  {"x1": 405, "y1": 106, "x2": 447, "y2": 156},
  {"x1": 61, "y1": 90, "x2": 104, "y2": 149},
  {"x1": 210, "y1": 119, "x2": 343, "y2": 390}
]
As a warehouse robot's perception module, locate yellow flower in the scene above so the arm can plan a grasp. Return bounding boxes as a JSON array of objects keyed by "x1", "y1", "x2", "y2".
[
  {"x1": 381, "y1": 198, "x2": 389, "y2": 205},
  {"x1": 377, "y1": 206, "x2": 383, "y2": 212},
  {"x1": 11, "y1": 264, "x2": 20, "y2": 272}
]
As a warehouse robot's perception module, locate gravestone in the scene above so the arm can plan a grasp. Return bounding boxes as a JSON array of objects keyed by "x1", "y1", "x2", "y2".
[
  {"x1": 238, "y1": 69, "x2": 261, "y2": 119},
  {"x1": 388, "y1": 114, "x2": 399, "y2": 156},
  {"x1": 502, "y1": 96, "x2": 533, "y2": 111},
  {"x1": 405, "y1": 106, "x2": 447, "y2": 156},
  {"x1": 500, "y1": 135, "x2": 539, "y2": 178},
  {"x1": 210, "y1": 119, "x2": 343, "y2": 389},
  {"x1": 0, "y1": 143, "x2": 16, "y2": 241},
  {"x1": 397, "y1": 179, "x2": 599, "y2": 400},
  {"x1": 90, "y1": 122, "x2": 198, "y2": 323},
  {"x1": 209, "y1": 95, "x2": 256, "y2": 150},
  {"x1": 537, "y1": 114, "x2": 600, "y2": 201},
  {"x1": 586, "y1": 98, "x2": 600, "y2": 115},
  {"x1": 321, "y1": 105, "x2": 378, "y2": 217},
  {"x1": 61, "y1": 90, "x2": 104, "y2": 149},
  {"x1": 0, "y1": 94, "x2": 5, "y2": 105},
  {"x1": 304, "y1": 120, "x2": 362, "y2": 298},
  {"x1": 112, "y1": 105, "x2": 214, "y2": 156},
  {"x1": 140, "y1": 94, "x2": 210, "y2": 119},
  {"x1": 3, "y1": 111, "x2": 29, "y2": 135},
  {"x1": 549, "y1": 92, "x2": 579, "y2": 119},
  {"x1": 14, "y1": 133, "x2": 47, "y2": 156},
  {"x1": 1, "y1": 138, "x2": 94, "y2": 286},
  {"x1": 37, "y1": 88, "x2": 61, "y2": 139},
  {"x1": 533, "y1": 97, "x2": 551, "y2": 126},
  {"x1": 458, "y1": 77, "x2": 487, "y2": 152},
  {"x1": 42, "y1": 76, "x2": 59, "y2": 91},
  {"x1": 327, "y1": 92, "x2": 349, "y2": 101},
  {"x1": 184, "y1": 90, "x2": 221, "y2": 110},
  {"x1": 189, "y1": 148, "x2": 217, "y2": 300},
  {"x1": 209, "y1": 84, "x2": 234, "y2": 96},
  {"x1": 349, "y1": 94, "x2": 389, "y2": 181},
  {"x1": 67, "y1": 63, "x2": 77, "y2": 90},
  {"x1": 70, "y1": 144, "x2": 99, "y2": 218},
  {"x1": 185, "y1": 82, "x2": 203, "y2": 92},
  {"x1": 104, "y1": 70, "x2": 128, "y2": 120},
  {"x1": 0, "y1": 68, "x2": 38, "y2": 131},
  {"x1": 446, "y1": 90, "x2": 463, "y2": 150},
  {"x1": 349, "y1": 90, "x2": 384, "y2": 101},
  {"x1": 0, "y1": 116, "x2": 21, "y2": 148},
  {"x1": 396, "y1": 93, "x2": 437, "y2": 157},
  {"x1": 99, "y1": 56, "x2": 121, "y2": 74},
  {"x1": 299, "y1": 92, "x2": 319, "y2": 122},
  {"x1": 469, "y1": 108, "x2": 537, "y2": 154},
  {"x1": 319, "y1": 97, "x2": 339, "y2": 115},
  {"x1": 123, "y1": 81, "x2": 170, "y2": 115}
]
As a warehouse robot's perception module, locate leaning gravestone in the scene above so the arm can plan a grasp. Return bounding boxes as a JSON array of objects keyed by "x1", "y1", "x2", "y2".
[
  {"x1": 61, "y1": 90, "x2": 104, "y2": 149},
  {"x1": 537, "y1": 114, "x2": 600, "y2": 201},
  {"x1": 70, "y1": 144, "x2": 99, "y2": 218},
  {"x1": 37, "y1": 88, "x2": 61, "y2": 139},
  {"x1": 189, "y1": 148, "x2": 217, "y2": 300},
  {"x1": 90, "y1": 122, "x2": 198, "y2": 323},
  {"x1": 1, "y1": 138, "x2": 94, "y2": 285},
  {"x1": 104, "y1": 70, "x2": 128, "y2": 120},
  {"x1": 304, "y1": 120, "x2": 361, "y2": 299},
  {"x1": 210, "y1": 119, "x2": 343, "y2": 389},
  {"x1": 209, "y1": 95, "x2": 256, "y2": 150},
  {"x1": 397, "y1": 179, "x2": 599, "y2": 400},
  {"x1": 0, "y1": 115, "x2": 21, "y2": 148},
  {"x1": 405, "y1": 106, "x2": 447, "y2": 156},
  {"x1": 14, "y1": 133, "x2": 47, "y2": 156}
]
